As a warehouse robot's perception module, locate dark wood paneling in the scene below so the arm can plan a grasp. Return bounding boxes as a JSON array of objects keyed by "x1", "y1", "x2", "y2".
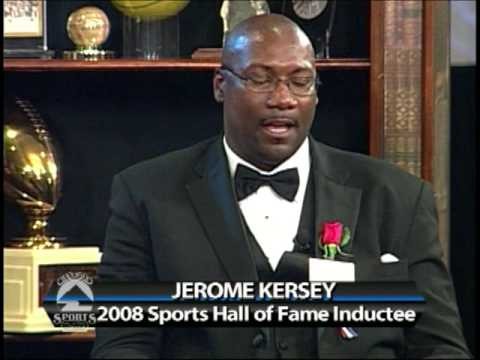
[
  {"x1": 368, "y1": 1, "x2": 385, "y2": 158},
  {"x1": 421, "y1": 0, "x2": 434, "y2": 182}
]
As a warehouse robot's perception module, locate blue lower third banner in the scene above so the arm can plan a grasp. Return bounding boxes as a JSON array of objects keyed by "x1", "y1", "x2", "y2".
[{"x1": 42, "y1": 274, "x2": 425, "y2": 327}]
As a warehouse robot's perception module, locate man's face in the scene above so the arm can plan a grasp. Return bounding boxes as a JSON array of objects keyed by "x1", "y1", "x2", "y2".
[{"x1": 214, "y1": 30, "x2": 318, "y2": 171}]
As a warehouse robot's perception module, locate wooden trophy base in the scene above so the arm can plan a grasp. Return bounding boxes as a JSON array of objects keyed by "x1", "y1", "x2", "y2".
[
  {"x1": 191, "y1": 48, "x2": 222, "y2": 60},
  {"x1": 4, "y1": 247, "x2": 101, "y2": 333}
]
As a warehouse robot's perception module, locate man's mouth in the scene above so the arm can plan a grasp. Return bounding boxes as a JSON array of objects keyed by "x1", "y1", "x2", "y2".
[{"x1": 261, "y1": 118, "x2": 296, "y2": 137}]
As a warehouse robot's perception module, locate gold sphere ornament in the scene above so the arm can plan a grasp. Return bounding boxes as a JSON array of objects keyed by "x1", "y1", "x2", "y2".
[
  {"x1": 67, "y1": 6, "x2": 110, "y2": 49},
  {"x1": 111, "y1": 0, "x2": 189, "y2": 21},
  {"x1": 64, "y1": 6, "x2": 115, "y2": 60}
]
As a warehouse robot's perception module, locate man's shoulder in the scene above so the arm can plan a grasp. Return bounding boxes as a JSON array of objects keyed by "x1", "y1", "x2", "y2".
[
  {"x1": 313, "y1": 140, "x2": 425, "y2": 193},
  {"x1": 117, "y1": 137, "x2": 217, "y2": 184}
]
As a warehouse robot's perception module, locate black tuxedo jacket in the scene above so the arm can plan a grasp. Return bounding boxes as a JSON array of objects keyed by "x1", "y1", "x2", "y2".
[{"x1": 91, "y1": 136, "x2": 470, "y2": 359}]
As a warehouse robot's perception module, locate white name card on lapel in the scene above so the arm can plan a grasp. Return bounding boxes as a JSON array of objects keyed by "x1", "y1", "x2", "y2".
[{"x1": 309, "y1": 258, "x2": 355, "y2": 282}]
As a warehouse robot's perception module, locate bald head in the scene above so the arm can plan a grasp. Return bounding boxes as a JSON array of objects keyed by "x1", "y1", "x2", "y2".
[
  {"x1": 213, "y1": 14, "x2": 318, "y2": 171},
  {"x1": 222, "y1": 14, "x2": 315, "y2": 68}
]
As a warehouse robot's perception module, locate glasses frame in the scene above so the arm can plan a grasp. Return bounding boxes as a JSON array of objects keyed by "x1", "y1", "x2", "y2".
[{"x1": 219, "y1": 65, "x2": 321, "y2": 96}]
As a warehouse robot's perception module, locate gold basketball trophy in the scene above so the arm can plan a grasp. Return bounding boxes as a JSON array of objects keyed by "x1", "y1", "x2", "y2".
[
  {"x1": 63, "y1": 6, "x2": 115, "y2": 61},
  {"x1": 4, "y1": 98, "x2": 101, "y2": 332}
]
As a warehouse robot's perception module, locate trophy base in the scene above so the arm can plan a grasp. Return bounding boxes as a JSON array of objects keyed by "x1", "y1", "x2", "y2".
[
  {"x1": 191, "y1": 48, "x2": 222, "y2": 60},
  {"x1": 4, "y1": 247, "x2": 102, "y2": 333},
  {"x1": 63, "y1": 49, "x2": 115, "y2": 61},
  {"x1": 3, "y1": 49, "x2": 55, "y2": 59},
  {"x1": 7, "y1": 236, "x2": 66, "y2": 250}
]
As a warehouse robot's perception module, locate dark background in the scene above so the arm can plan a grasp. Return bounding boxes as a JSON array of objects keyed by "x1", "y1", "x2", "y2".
[
  {"x1": 4, "y1": 0, "x2": 475, "y2": 358},
  {"x1": 449, "y1": 65, "x2": 476, "y2": 357}
]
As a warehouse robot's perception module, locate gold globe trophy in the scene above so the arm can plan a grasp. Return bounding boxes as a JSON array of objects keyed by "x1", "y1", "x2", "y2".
[
  {"x1": 63, "y1": 6, "x2": 115, "y2": 61},
  {"x1": 4, "y1": 98, "x2": 101, "y2": 333}
]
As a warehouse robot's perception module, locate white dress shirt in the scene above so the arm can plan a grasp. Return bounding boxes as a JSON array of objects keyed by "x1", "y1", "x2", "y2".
[{"x1": 223, "y1": 136, "x2": 311, "y2": 270}]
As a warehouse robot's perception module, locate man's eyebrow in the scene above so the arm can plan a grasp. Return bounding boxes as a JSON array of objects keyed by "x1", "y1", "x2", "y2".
[
  {"x1": 290, "y1": 68, "x2": 316, "y2": 75},
  {"x1": 244, "y1": 63, "x2": 314, "y2": 73},
  {"x1": 243, "y1": 64, "x2": 271, "y2": 71}
]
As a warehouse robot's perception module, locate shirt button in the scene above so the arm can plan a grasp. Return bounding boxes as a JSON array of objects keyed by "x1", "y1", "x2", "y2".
[
  {"x1": 278, "y1": 340, "x2": 289, "y2": 351},
  {"x1": 252, "y1": 332, "x2": 265, "y2": 348}
]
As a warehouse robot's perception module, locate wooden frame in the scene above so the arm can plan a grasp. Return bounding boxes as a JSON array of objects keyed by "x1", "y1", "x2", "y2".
[
  {"x1": 368, "y1": 1, "x2": 385, "y2": 158},
  {"x1": 2, "y1": 58, "x2": 370, "y2": 72},
  {"x1": 421, "y1": 0, "x2": 434, "y2": 182}
]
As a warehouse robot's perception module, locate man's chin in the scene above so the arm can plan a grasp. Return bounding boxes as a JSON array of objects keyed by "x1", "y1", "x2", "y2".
[{"x1": 256, "y1": 144, "x2": 299, "y2": 170}]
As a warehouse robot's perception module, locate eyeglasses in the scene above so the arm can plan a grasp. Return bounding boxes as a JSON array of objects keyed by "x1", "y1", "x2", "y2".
[{"x1": 220, "y1": 66, "x2": 320, "y2": 96}]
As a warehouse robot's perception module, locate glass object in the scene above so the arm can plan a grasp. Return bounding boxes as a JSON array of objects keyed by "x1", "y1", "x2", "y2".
[
  {"x1": 220, "y1": 66, "x2": 318, "y2": 96},
  {"x1": 111, "y1": 0, "x2": 189, "y2": 59},
  {"x1": 314, "y1": 1, "x2": 337, "y2": 59},
  {"x1": 122, "y1": 14, "x2": 179, "y2": 59}
]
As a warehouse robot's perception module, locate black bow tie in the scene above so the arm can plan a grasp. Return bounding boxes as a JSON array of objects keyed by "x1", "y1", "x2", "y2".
[{"x1": 234, "y1": 164, "x2": 299, "y2": 202}]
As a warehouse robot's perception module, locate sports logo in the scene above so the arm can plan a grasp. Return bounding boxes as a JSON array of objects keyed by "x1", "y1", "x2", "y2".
[{"x1": 50, "y1": 272, "x2": 96, "y2": 327}]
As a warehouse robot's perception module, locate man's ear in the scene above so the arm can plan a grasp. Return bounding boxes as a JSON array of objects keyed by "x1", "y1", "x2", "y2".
[{"x1": 213, "y1": 69, "x2": 225, "y2": 103}]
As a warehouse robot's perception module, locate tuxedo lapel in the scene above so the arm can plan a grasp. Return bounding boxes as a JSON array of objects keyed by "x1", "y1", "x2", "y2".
[
  {"x1": 186, "y1": 138, "x2": 258, "y2": 281},
  {"x1": 312, "y1": 173, "x2": 363, "y2": 259},
  {"x1": 309, "y1": 139, "x2": 363, "y2": 347},
  {"x1": 310, "y1": 139, "x2": 363, "y2": 259}
]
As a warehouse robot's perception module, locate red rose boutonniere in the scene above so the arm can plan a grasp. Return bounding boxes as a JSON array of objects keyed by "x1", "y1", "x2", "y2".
[
  {"x1": 319, "y1": 221, "x2": 353, "y2": 260},
  {"x1": 319, "y1": 221, "x2": 357, "y2": 340}
]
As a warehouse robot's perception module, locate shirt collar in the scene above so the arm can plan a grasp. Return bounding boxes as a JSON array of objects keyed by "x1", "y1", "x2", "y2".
[{"x1": 223, "y1": 135, "x2": 311, "y2": 181}]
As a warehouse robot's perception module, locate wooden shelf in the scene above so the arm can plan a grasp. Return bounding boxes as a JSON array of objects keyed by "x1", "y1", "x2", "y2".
[
  {"x1": 4, "y1": 331, "x2": 95, "y2": 342},
  {"x1": 3, "y1": 58, "x2": 370, "y2": 72}
]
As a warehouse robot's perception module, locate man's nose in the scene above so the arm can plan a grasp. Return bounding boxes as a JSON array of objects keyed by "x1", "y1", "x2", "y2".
[{"x1": 266, "y1": 81, "x2": 298, "y2": 109}]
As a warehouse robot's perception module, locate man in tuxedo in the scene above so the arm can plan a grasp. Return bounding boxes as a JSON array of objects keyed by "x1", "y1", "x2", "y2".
[{"x1": 92, "y1": 14, "x2": 470, "y2": 359}]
